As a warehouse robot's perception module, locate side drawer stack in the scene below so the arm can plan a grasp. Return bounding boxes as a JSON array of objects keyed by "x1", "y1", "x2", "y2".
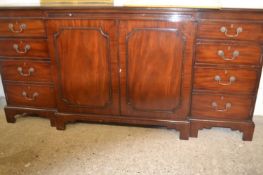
[
  {"x1": 0, "y1": 18, "x2": 55, "y2": 109},
  {"x1": 192, "y1": 21, "x2": 262, "y2": 121}
]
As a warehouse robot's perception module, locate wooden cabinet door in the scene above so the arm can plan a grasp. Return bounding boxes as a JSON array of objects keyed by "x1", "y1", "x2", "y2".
[
  {"x1": 119, "y1": 20, "x2": 195, "y2": 119},
  {"x1": 47, "y1": 20, "x2": 119, "y2": 115}
]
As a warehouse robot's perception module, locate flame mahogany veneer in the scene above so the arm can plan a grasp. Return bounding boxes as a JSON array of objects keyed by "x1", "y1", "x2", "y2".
[{"x1": 0, "y1": 7, "x2": 262, "y2": 140}]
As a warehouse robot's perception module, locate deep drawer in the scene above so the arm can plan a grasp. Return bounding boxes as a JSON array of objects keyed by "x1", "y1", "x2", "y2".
[
  {"x1": 195, "y1": 42, "x2": 262, "y2": 65},
  {"x1": 191, "y1": 93, "x2": 254, "y2": 120},
  {"x1": 5, "y1": 83, "x2": 56, "y2": 108},
  {"x1": 0, "y1": 60, "x2": 52, "y2": 83},
  {"x1": 198, "y1": 22, "x2": 262, "y2": 41},
  {"x1": 0, "y1": 19, "x2": 46, "y2": 37},
  {"x1": 0, "y1": 39, "x2": 49, "y2": 58},
  {"x1": 193, "y1": 67, "x2": 259, "y2": 93}
]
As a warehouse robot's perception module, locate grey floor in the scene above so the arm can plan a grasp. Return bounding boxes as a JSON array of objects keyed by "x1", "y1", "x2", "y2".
[{"x1": 0, "y1": 97, "x2": 263, "y2": 175}]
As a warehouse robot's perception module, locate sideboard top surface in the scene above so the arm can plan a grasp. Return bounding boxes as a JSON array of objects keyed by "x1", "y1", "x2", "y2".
[{"x1": 0, "y1": 0, "x2": 263, "y2": 11}]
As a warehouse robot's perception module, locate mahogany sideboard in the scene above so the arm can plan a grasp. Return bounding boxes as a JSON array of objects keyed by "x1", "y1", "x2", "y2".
[{"x1": 0, "y1": 6, "x2": 262, "y2": 140}]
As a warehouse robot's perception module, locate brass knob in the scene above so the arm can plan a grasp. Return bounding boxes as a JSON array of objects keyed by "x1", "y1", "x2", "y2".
[
  {"x1": 13, "y1": 44, "x2": 31, "y2": 54},
  {"x1": 220, "y1": 26, "x2": 243, "y2": 38},
  {"x1": 17, "y1": 67, "x2": 35, "y2": 77},
  {"x1": 217, "y1": 50, "x2": 239, "y2": 61},
  {"x1": 8, "y1": 23, "x2": 27, "y2": 33},
  {"x1": 211, "y1": 101, "x2": 232, "y2": 112},
  {"x1": 22, "y1": 91, "x2": 39, "y2": 101},
  {"x1": 214, "y1": 75, "x2": 236, "y2": 86}
]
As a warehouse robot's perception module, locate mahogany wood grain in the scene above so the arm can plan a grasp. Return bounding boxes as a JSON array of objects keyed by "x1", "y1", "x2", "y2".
[
  {"x1": 0, "y1": 8, "x2": 262, "y2": 141},
  {"x1": 190, "y1": 119, "x2": 255, "y2": 141},
  {"x1": 0, "y1": 10, "x2": 44, "y2": 17},
  {"x1": 0, "y1": 19, "x2": 46, "y2": 37},
  {"x1": 0, "y1": 39, "x2": 49, "y2": 58},
  {"x1": 55, "y1": 112, "x2": 190, "y2": 140},
  {"x1": 4, "y1": 83, "x2": 56, "y2": 108},
  {"x1": 0, "y1": 60, "x2": 52, "y2": 83},
  {"x1": 198, "y1": 22, "x2": 262, "y2": 41},
  {"x1": 191, "y1": 93, "x2": 254, "y2": 120},
  {"x1": 194, "y1": 66, "x2": 259, "y2": 94},
  {"x1": 4, "y1": 106, "x2": 56, "y2": 127},
  {"x1": 47, "y1": 19, "x2": 119, "y2": 115},
  {"x1": 119, "y1": 20, "x2": 195, "y2": 119},
  {"x1": 195, "y1": 41, "x2": 262, "y2": 66}
]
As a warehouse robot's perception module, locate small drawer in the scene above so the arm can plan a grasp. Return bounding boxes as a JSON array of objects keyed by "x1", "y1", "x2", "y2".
[
  {"x1": 0, "y1": 19, "x2": 46, "y2": 37},
  {"x1": 194, "y1": 67, "x2": 258, "y2": 93},
  {"x1": 5, "y1": 83, "x2": 55, "y2": 108},
  {"x1": 196, "y1": 42, "x2": 262, "y2": 65},
  {"x1": 0, "y1": 39, "x2": 48, "y2": 58},
  {"x1": 191, "y1": 93, "x2": 254, "y2": 120},
  {"x1": 0, "y1": 60, "x2": 52, "y2": 83},
  {"x1": 198, "y1": 22, "x2": 262, "y2": 41}
]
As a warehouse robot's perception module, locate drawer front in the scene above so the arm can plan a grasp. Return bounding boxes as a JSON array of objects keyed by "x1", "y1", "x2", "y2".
[
  {"x1": 191, "y1": 93, "x2": 254, "y2": 120},
  {"x1": 0, "y1": 39, "x2": 48, "y2": 58},
  {"x1": 5, "y1": 84, "x2": 55, "y2": 108},
  {"x1": 194, "y1": 67, "x2": 258, "y2": 93},
  {"x1": 198, "y1": 22, "x2": 262, "y2": 41},
  {"x1": 0, "y1": 19, "x2": 46, "y2": 37},
  {"x1": 196, "y1": 42, "x2": 262, "y2": 65},
  {"x1": 0, "y1": 60, "x2": 52, "y2": 82}
]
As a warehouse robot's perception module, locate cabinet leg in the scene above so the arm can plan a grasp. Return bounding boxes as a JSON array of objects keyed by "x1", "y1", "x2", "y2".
[
  {"x1": 242, "y1": 124, "x2": 255, "y2": 141},
  {"x1": 190, "y1": 123, "x2": 199, "y2": 138},
  {"x1": 50, "y1": 118, "x2": 56, "y2": 127},
  {"x1": 4, "y1": 109, "x2": 16, "y2": 123},
  {"x1": 168, "y1": 123, "x2": 190, "y2": 140},
  {"x1": 179, "y1": 126, "x2": 190, "y2": 140},
  {"x1": 56, "y1": 118, "x2": 66, "y2": 130},
  {"x1": 6, "y1": 114, "x2": 16, "y2": 123}
]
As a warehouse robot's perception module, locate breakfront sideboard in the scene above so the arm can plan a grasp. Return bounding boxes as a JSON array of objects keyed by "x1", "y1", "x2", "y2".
[{"x1": 0, "y1": 5, "x2": 262, "y2": 140}]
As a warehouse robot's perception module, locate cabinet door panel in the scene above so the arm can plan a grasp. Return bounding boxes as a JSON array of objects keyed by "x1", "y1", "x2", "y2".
[
  {"x1": 119, "y1": 20, "x2": 195, "y2": 119},
  {"x1": 47, "y1": 20, "x2": 119, "y2": 114}
]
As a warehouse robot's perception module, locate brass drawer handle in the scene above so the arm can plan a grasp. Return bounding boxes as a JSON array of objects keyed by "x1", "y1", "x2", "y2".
[
  {"x1": 211, "y1": 102, "x2": 232, "y2": 112},
  {"x1": 8, "y1": 23, "x2": 27, "y2": 33},
  {"x1": 17, "y1": 67, "x2": 35, "y2": 77},
  {"x1": 217, "y1": 50, "x2": 239, "y2": 61},
  {"x1": 13, "y1": 44, "x2": 31, "y2": 54},
  {"x1": 220, "y1": 26, "x2": 243, "y2": 38},
  {"x1": 22, "y1": 91, "x2": 39, "y2": 101},
  {"x1": 214, "y1": 75, "x2": 236, "y2": 86}
]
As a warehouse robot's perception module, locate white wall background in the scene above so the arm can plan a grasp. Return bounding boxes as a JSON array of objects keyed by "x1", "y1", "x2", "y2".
[
  {"x1": 254, "y1": 72, "x2": 263, "y2": 115},
  {"x1": 0, "y1": 74, "x2": 262, "y2": 115}
]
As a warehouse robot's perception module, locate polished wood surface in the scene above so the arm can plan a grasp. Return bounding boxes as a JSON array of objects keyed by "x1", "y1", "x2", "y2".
[
  {"x1": 0, "y1": 7, "x2": 262, "y2": 140},
  {"x1": 193, "y1": 67, "x2": 259, "y2": 93},
  {"x1": 0, "y1": 19, "x2": 46, "y2": 37},
  {"x1": 191, "y1": 93, "x2": 254, "y2": 120},
  {"x1": 190, "y1": 119, "x2": 255, "y2": 141},
  {"x1": 0, "y1": 39, "x2": 49, "y2": 58},
  {"x1": 0, "y1": 60, "x2": 52, "y2": 83},
  {"x1": 195, "y1": 41, "x2": 262, "y2": 66},
  {"x1": 119, "y1": 20, "x2": 194, "y2": 119},
  {"x1": 47, "y1": 19, "x2": 119, "y2": 114},
  {"x1": 4, "y1": 83, "x2": 56, "y2": 108},
  {"x1": 198, "y1": 22, "x2": 262, "y2": 41}
]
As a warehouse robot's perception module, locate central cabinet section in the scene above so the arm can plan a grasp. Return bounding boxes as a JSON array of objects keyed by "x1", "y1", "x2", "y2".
[
  {"x1": 48, "y1": 18, "x2": 194, "y2": 120},
  {"x1": 119, "y1": 20, "x2": 195, "y2": 119}
]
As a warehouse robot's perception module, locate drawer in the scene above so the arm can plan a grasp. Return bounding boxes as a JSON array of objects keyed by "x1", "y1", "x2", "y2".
[
  {"x1": 198, "y1": 22, "x2": 262, "y2": 41},
  {"x1": 0, "y1": 39, "x2": 48, "y2": 58},
  {"x1": 0, "y1": 60, "x2": 52, "y2": 83},
  {"x1": 5, "y1": 83, "x2": 55, "y2": 108},
  {"x1": 191, "y1": 93, "x2": 254, "y2": 120},
  {"x1": 196, "y1": 42, "x2": 262, "y2": 65},
  {"x1": 0, "y1": 19, "x2": 46, "y2": 37},
  {"x1": 194, "y1": 67, "x2": 259, "y2": 93}
]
